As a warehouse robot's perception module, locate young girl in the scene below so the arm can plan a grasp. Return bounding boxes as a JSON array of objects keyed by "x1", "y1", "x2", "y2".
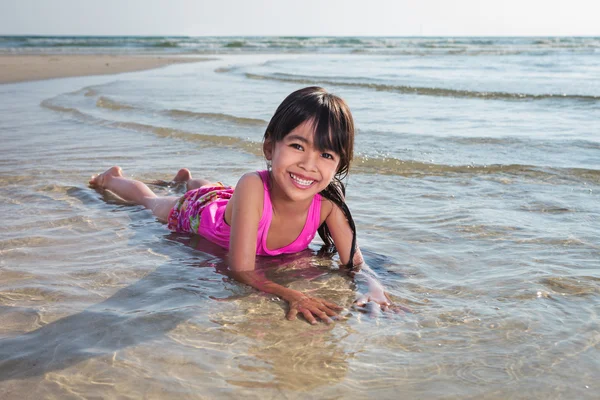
[{"x1": 90, "y1": 86, "x2": 404, "y2": 324}]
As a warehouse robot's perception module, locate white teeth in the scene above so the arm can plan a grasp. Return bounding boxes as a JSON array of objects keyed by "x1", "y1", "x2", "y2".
[{"x1": 290, "y1": 173, "x2": 314, "y2": 186}]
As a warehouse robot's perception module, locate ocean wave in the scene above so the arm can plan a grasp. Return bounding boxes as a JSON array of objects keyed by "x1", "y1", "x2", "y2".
[
  {"x1": 244, "y1": 73, "x2": 600, "y2": 102},
  {"x1": 38, "y1": 96, "x2": 600, "y2": 184},
  {"x1": 96, "y1": 97, "x2": 135, "y2": 111},
  {"x1": 539, "y1": 276, "x2": 599, "y2": 296},
  {"x1": 93, "y1": 96, "x2": 267, "y2": 126},
  {"x1": 84, "y1": 89, "x2": 98, "y2": 97},
  {"x1": 164, "y1": 110, "x2": 266, "y2": 126},
  {"x1": 214, "y1": 67, "x2": 233, "y2": 73},
  {"x1": 3, "y1": 36, "x2": 599, "y2": 55},
  {"x1": 112, "y1": 121, "x2": 263, "y2": 154},
  {"x1": 224, "y1": 41, "x2": 247, "y2": 48},
  {"x1": 438, "y1": 136, "x2": 600, "y2": 150},
  {"x1": 41, "y1": 97, "x2": 264, "y2": 155},
  {"x1": 351, "y1": 156, "x2": 600, "y2": 182},
  {"x1": 40, "y1": 99, "x2": 93, "y2": 121},
  {"x1": 152, "y1": 41, "x2": 179, "y2": 48}
]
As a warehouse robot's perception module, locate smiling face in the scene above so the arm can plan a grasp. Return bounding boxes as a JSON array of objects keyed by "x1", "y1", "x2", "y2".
[
  {"x1": 262, "y1": 87, "x2": 355, "y2": 204},
  {"x1": 264, "y1": 120, "x2": 340, "y2": 203}
]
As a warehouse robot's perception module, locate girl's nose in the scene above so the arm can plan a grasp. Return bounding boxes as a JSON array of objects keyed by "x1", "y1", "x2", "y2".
[{"x1": 299, "y1": 150, "x2": 319, "y2": 171}]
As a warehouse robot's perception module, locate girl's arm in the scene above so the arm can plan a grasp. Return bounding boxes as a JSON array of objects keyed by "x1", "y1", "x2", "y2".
[
  {"x1": 226, "y1": 173, "x2": 341, "y2": 324},
  {"x1": 325, "y1": 202, "x2": 408, "y2": 313}
]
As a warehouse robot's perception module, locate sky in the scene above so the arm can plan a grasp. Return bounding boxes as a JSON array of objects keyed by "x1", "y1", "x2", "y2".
[{"x1": 1, "y1": 0, "x2": 599, "y2": 36}]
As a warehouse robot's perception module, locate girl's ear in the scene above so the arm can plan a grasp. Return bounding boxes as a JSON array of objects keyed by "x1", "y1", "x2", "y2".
[{"x1": 263, "y1": 139, "x2": 273, "y2": 160}]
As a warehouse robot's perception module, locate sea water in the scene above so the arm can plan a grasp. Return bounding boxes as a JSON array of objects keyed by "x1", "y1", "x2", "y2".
[{"x1": 1, "y1": 37, "x2": 599, "y2": 398}]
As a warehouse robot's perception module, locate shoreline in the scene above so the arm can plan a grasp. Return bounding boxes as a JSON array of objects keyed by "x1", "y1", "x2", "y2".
[{"x1": 0, "y1": 54, "x2": 213, "y2": 84}]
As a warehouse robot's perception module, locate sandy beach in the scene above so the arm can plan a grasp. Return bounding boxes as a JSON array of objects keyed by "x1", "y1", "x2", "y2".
[
  {"x1": 0, "y1": 54, "x2": 210, "y2": 84},
  {"x1": 1, "y1": 38, "x2": 599, "y2": 399}
]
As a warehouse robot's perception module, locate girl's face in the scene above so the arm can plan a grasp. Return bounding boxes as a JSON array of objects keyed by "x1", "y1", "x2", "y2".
[{"x1": 264, "y1": 120, "x2": 340, "y2": 203}]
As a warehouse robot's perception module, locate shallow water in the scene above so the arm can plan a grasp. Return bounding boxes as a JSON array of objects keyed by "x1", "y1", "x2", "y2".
[{"x1": 1, "y1": 46, "x2": 599, "y2": 399}]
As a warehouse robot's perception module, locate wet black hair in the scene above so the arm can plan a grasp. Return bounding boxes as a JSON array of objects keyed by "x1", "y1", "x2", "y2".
[{"x1": 263, "y1": 87, "x2": 357, "y2": 268}]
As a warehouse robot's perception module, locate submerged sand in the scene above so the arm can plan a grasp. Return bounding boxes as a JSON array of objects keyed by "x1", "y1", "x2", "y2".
[{"x1": 0, "y1": 54, "x2": 211, "y2": 84}]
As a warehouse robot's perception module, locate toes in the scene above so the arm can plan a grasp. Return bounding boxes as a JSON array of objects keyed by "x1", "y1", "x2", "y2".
[
  {"x1": 89, "y1": 174, "x2": 100, "y2": 187},
  {"x1": 173, "y1": 168, "x2": 191, "y2": 182},
  {"x1": 89, "y1": 166, "x2": 122, "y2": 188},
  {"x1": 109, "y1": 166, "x2": 123, "y2": 177}
]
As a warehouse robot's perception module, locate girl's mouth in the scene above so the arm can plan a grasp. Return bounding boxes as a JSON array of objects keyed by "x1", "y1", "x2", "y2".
[{"x1": 290, "y1": 173, "x2": 315, "y2": 188}]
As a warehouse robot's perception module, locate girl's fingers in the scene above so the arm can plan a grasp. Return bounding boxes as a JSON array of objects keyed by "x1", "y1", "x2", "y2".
[
  {"x1": 304, "y1": 301, "x2": 335, "y2": 322},
  {"x1": 301, "y1": 309, "x2": 318, "y2": 325},
  {"x1": 287, "y1": 296, "x2": 343, "y2": 325},
  {"x1": 352, "y1": 294, "x2": 406, "y2": 315},
  {"x1": 313, "y1": 310, "x2": 333, "y2": 324},
  {"x1": 354, "y1": 295, "x2": 369, "y2": 307},
  {"x1": 318, "y1": 304, "x2": 338, "y2": 317},
  {"x1": 322, "y1": 300, "x2": 343, "y2": 311},
  {"x1": 286, "y1": 308, "x2": 298, "y2": 321}
]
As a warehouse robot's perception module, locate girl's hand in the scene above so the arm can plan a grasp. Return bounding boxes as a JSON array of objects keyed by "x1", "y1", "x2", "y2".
[
  {"x1": 355, "y1": 290, "x2": 412, "y2": 314},
  {"x1": 285, "y1": 291, "x2": 342, "y2": 325}
]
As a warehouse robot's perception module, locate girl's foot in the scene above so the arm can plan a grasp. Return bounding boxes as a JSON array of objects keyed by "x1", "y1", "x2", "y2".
[
  {"x1": 89, "y1": 166, "x2": 123, "y2": 188},
  {"x1": 147, "y1": 168, "x2": 192, "y2": 187},
  {"x1": 173, "y1": 169, "x2": 211, "y2": 191},
  {"x1": 173, "y1": 168, "x2": 192, "y2": 183}
]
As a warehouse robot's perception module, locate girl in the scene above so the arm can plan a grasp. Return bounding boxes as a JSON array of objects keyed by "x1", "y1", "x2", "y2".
[{"x1": 90, "y1": 87, "x2": 404, "y2": 324}]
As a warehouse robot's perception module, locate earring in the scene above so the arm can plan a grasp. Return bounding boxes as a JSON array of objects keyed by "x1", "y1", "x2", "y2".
[{"x1": 266, "y1": 160, "x2": 272, "y2": 171}]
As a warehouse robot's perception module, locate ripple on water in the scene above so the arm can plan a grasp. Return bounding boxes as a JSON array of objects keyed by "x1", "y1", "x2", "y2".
[
  {"x1": 0, "y1": 306, "x2": 42, "y2": 335},
  {"x1": 456, "y1": 223, "x2": 523, "y2": 239},
  {"x1": 515, "y1": 236, "x2": 590, "y2": 247},
  {"x1": 0, "y1": 235, "x2": 62, "y2": 251},
  {"x1": 0, "y1": 284, "x2": 88, "y2": 305},
  {"x1": 520, "y1": 201, "x2": 574, "y2": 214},
  {"x1": 539, "y1": 276, "x2": 599, "y2": 296},
  {"x1": 447, "y1": 352, "x2": 516, "y2": 387},
  {"x1": 4, "y1": 215, "x2": 98, "y2": 235},
  {"x1": 0, "y1": 175, "x2": 43, "y2": 186}
]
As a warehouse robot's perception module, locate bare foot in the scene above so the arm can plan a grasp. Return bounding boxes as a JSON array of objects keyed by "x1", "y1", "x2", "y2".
[
  {"x1": 89, "y1": 166, "x2": 123, "y2": 188},
  {"x1": 147, "y1": 168, "x2": 191, "y2": 187},
  {"x1": 173, "y1": 168, "x2": 192, "y2": 183}
]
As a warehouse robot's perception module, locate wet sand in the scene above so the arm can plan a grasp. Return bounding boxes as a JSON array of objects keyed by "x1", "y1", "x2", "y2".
[{"x1": 0, "y1": 54, "x2": 211, "y2": 84}]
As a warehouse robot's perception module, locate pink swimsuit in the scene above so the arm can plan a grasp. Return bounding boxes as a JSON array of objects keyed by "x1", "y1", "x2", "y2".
[{"x1": 167, "y1": 170, "x2": 322, "y2": 256}]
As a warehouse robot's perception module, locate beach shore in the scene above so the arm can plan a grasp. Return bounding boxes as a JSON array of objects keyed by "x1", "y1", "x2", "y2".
[
  {"x1": 0, "y1": 54, "x2": 210, "y2": 84},
  {"x1": 1, "y1": 40, "x2": 599, "y2": 399}
]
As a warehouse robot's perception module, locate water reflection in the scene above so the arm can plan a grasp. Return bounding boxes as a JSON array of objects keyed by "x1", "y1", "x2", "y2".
[
  {"x1": 0, "y1": 232, "x2": 356, "y2": 391},
  {"x1": 178, "y1": 234, "x2": 355, "y2": 391}
]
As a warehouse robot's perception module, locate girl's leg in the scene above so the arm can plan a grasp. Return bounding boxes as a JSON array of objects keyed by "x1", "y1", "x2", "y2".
[
  {"x1": 90, "y1": 166, "x2": 178, "y2": 222},
  {"x1": 172, "y1": 168, "x2": 213, "y2": 191}
]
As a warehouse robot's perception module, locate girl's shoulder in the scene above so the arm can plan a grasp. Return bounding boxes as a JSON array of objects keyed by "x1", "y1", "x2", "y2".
[
  {"x1": 236, "y1": 171, "x2": 263, "y2": 187},
  {"x1": 233, "y1": 172, "x2": 265, "y2": 205},
  {"x1": 225, "y1": 172, "x2": 265, "y2": 223}
]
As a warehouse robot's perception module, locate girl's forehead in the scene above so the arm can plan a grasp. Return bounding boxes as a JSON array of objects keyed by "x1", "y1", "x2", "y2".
[
  {"x1": 286, "y1": 120, "x2": 316, "y2": 139},
  {"x1": 296, "y1": 119, "x2": 317, "y2": 132}
]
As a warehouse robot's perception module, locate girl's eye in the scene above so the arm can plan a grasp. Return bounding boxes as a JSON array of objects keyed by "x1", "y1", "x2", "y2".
[
  {"x1": 322, "y1": 152, "x2": 335, "y2": 160},
  {"x1": 291, "y1": 143, "x2": 304, "y2": 150}
]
